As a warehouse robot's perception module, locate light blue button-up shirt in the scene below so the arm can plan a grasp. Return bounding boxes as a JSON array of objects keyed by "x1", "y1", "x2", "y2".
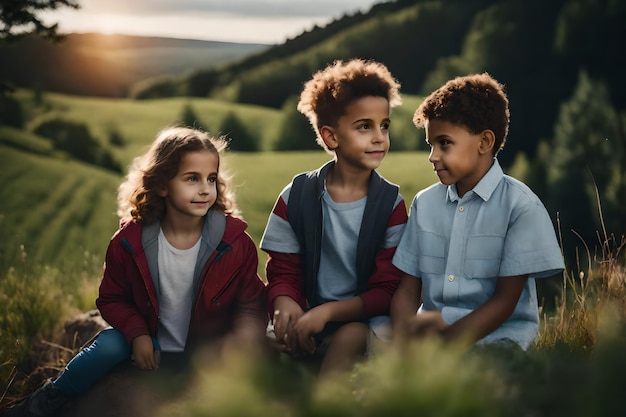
[{"x1": 392, "y1": 159, "x2": 564, "y2": 349}]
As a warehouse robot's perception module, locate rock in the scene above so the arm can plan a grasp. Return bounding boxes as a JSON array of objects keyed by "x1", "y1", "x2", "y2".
[{"x1": 62, "y1": 310, "x2": 109, "y2": 349}]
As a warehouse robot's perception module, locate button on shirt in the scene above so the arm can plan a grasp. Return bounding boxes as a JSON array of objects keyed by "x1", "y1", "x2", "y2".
[{"x1": 392, "y1": 159, "x2": 564, "y2": 349}]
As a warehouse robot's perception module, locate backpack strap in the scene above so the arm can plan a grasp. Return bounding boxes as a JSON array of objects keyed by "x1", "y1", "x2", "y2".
[
  {"x1": 355, "y1": 172, "x2": 399, "y2": 293},
  {"x1": 287, "y1": 169, "x2": 323, "y2": 304}
]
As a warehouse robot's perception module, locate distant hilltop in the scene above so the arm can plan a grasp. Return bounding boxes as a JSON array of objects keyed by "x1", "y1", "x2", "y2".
[{"x1": 0, "y1": 32, "x2": 269, "y2": 97}]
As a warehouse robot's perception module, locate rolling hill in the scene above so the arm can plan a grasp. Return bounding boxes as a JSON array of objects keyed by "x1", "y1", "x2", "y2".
[{"x1": 0, "y1": 33, "x2": 268, "y2": 97}]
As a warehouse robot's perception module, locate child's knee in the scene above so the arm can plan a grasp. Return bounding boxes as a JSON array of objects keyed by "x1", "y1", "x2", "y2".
[
  {"x1": 90, "y1": 328, "x2": 131, "y2": 361},
  {"x1": 330, "y1": 322, "x2": 369, "y2": 349}
]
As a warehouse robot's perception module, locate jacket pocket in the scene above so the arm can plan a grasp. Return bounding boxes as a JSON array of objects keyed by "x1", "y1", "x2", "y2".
[
  {"x1": 210, "y1": 269, "x2": 240, "y2": 307},
  {"x1": 464, "y1": 235, "x2": 503, "y2": 279}
]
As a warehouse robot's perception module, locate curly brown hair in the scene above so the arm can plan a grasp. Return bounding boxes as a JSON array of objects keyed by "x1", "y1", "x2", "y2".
[
  {"x1": 297, "y1": 59, "x2": 402, "y2": 153},
  {"x1": 414, "y1": 73, "x2": 510, "y2": 156},
  {"x1": 117, "y1": 126, "x2": 239, "y2": 224}
]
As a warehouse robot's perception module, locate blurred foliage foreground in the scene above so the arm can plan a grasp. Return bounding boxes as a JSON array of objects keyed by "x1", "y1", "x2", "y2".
[{"x1": 0, "y1": 221, "x2": 625, "y2": 417}]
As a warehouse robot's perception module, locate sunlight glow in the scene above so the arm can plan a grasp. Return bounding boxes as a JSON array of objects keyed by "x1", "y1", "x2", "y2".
[{"x1": 39, "y1": 9, "x2": 331, "y2": 44}]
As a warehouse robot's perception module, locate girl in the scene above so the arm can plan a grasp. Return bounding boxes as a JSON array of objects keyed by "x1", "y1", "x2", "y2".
[{"x1": 6, "y1": 126, "x2": 268, "y2": 417}]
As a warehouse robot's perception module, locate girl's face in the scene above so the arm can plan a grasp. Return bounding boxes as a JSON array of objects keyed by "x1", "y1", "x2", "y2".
[
  {"x1": 323, "y1": 96, "x2": 391, "y2": 172},
  {"x1": 160, "y1": 149, "x2": 219, "y2": 221},
  {"x1": 425, "y1": 119, "x2": 487, "y2": 198}
]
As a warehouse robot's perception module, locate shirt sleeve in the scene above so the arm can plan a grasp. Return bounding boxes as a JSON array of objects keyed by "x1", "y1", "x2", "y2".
[
  {"x1": 259, "y1": 183, "x2": 300, "y2": 254},
  {"x1": 260, "y1": 183, "x2": 306, "y2": 313},
  {"x1": 499, "y1": 201, "x2": 565, "y2": 278},
  {"x1": 392, "y1": 194, "x2": 422, "y2": 278}
]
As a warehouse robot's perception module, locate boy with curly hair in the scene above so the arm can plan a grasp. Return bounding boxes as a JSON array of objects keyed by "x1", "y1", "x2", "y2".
[
  {"x1": 391, "y1": 73, "x2": 564, "y2": 350},
  {"x1": 260, "y1": 59, "x2": 408, "y2": 374}
]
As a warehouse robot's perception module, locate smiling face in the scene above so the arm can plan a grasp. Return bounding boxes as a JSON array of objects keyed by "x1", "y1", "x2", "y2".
[
  {"x1": 425, "y1": 119, "x2": 494, "y2": 197},
  {"x1": 322, "y1": 95, "x2": 391, "y2": 172},
  {"x1": 160, "y1": 149, "x2": 219, "y2": 222}
]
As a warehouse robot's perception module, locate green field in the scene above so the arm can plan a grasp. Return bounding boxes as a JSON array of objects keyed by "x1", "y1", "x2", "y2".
[
  {"x1": 18, "y1": 91, "x2": 284, "y2": 156},
  {"x1": 2, "y1": 90, "x2": 433, "y2": 276},
  {"x1": 0, "y1": 142, "x2": 434, "y2": 277}
]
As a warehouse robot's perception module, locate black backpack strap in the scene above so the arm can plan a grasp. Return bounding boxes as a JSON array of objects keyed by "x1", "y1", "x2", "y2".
[
  {"x1": 287, "y1": 171, "x2": 323, "y2": 304},
  {"x1": 287, "y1": 172, "x2": 307, "y2": 247},
  {"x1": 355, "y1": 174, "x2": 399, "y2": 293}
]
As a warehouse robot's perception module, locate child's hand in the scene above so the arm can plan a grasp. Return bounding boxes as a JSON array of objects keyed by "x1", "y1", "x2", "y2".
[
  {"x1": 292, "y1": 305, "x2": 330, "y2": 354},
  {"x1": 407, "y1": 310, "x2": 448, "y2": 339},
  {"x1": 131, "y1": 335, "x2": 159, "y2": 370},
  {"x1": 272, "y1": 296, "x2": 304, "y2": 353}
]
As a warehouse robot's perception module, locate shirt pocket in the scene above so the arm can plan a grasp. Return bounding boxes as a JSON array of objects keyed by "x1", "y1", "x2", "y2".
[
  {"x1": 418, "y1": 231, "x2": 446, "y2": 274},
  {"x1": 465, "y1": 235, "x2": 504, "y2": 279}
]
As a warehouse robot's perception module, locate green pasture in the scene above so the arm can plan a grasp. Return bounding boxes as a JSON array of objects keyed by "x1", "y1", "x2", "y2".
[
  {"x1": 0, "y1": 145, "x2": 120, "y2": 270},
  {"x1": 16, "y1": 90, "x2": 284, "y2": 158},
  {"x1": 14, "y1": 90, "x2": 425, "y2": 162},
  {"x1": 2, "y1": 90, "x2": 433, "y2": 275},
  {"x1": 0, "y1": 141, "x2": 434, "y2": 277}
]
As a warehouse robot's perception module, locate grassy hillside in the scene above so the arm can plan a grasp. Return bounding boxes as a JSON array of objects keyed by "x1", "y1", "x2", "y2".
[
  {"x1": 16, "y1": 90, "x2": 284, "y2": 158},
  {"x1": 0, "y1": 100, "x2": 434, "y2": 275},
  {"x1": 0, "y1": 143, "x2": 121, "y2": 272},
  {"x1": 0, "y1": 142, "x2": 433, "y2": 274},
  {"x1": 15, "y1": 88, "x2": 424, "y2": 157}
]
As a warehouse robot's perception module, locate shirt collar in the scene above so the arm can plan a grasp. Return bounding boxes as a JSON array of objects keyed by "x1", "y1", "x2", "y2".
[{"x1": 446, "y1": 159, "x2": 503, "y2": 202}]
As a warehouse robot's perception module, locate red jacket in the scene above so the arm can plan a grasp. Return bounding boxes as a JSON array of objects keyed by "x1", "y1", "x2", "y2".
[{"x1": 96, "y1": 214, "x2": 267, "y2": 349}]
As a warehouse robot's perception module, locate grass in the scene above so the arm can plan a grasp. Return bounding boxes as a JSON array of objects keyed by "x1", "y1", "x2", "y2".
[{"x1": 0, "y1": 145, "x2": 121, "y2": 271}]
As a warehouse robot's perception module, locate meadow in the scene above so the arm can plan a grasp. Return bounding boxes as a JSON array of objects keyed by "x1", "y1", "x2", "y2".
[{"x1": 1, "y1": 92, "x2": 625, "y2": 416}]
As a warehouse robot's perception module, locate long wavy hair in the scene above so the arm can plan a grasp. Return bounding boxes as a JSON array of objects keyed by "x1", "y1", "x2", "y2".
[{"x1": 117, "y1": 126, "x2": 239, "y2": 224}]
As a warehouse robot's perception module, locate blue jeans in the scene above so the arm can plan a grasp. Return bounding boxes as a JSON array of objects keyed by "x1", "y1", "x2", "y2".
[{"x1": 52, "y1": 327, "x2": 160, "y2": 396}]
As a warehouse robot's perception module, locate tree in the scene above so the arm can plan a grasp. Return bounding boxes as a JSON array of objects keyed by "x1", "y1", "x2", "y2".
[
  {"x1": 1, "y1": 0, "x2": 80, "y2": 94},
  {"x1": 179, "y1": 102, "x2": 205, "y2": 130},
  {"x1": 0, "y1": 92, "x2": 23, "y2": 127},
  {"x1": 273, "y1": 95, "x2": 319, "y2": 151},
  {"x1": 0, "y1": 0, "x2": 80, "y2": 43},
  {"x1": 30, "y1": 114, "x2": 121, "y2": 172},
  {"x1": 219, "y1": 112, "x2": 258, "y2": 152},
  {"x1": 543, "y1": 71, "x2": 625, "y2": 263},
  {"x1": 106, "y1": 124, "x2": 126, "y2": 148}
]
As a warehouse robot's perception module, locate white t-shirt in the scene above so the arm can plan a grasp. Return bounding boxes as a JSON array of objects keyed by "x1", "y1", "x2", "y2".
[{"x1": 156, "y1": 228, "x2": 201, "y2": 352}]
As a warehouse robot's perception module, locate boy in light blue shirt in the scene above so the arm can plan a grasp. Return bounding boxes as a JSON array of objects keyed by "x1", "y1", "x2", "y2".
[{"x1": 390, "y1": 73, "x2": 564, "y2": 350}]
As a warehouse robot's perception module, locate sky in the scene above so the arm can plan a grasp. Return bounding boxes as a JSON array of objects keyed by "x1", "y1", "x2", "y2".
[{"x1": 39, "y1": 0, "x2": 385, "y2": 45}]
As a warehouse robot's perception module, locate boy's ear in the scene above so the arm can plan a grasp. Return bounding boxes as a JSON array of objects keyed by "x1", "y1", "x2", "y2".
[
  {"x1": 479, "y1": 129, "x2": 496, "y2": 155},
  {"x1": 320, "y1": 125, "x2": 337, "y2": 150}
]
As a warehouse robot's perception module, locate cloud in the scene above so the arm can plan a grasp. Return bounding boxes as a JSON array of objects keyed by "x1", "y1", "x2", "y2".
[{"x1": 79, "y1": 0, "x2": 378, "y2": 18}]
